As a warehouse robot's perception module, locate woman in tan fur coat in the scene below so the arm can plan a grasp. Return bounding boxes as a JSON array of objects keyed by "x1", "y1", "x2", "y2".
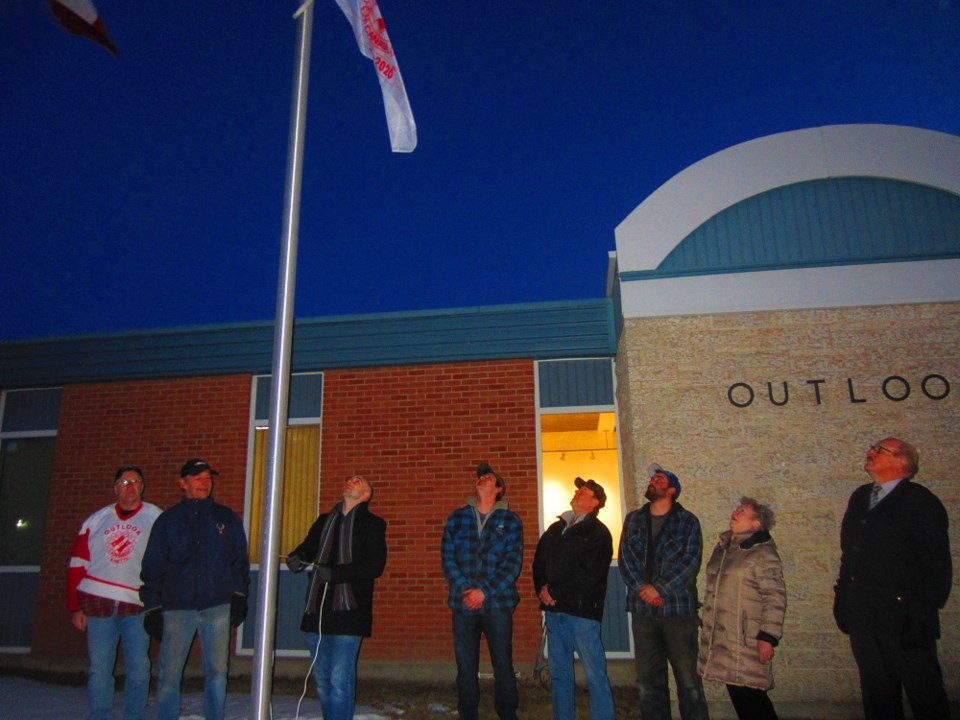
[{"x1": 698, "y1": 497, "x2": 787, "y2": 720}]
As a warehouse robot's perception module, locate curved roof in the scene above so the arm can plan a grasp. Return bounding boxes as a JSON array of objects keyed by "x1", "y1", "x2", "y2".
[
  {"x1": 614, "y1": 124, "x2": 960, "y2": 316},
  {"x1": 657, "y1": 176, "x2": 960, "y2": 275}
]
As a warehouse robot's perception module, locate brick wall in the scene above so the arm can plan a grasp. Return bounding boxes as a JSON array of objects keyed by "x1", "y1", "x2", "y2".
[
  {"x1": 31, "y1": 360, "x2": 543, "y2": 667},
  {"x1": 615, "y1": 302, "x2": 960, "y2": 703},
  {"x1": 34, "y1": 375, "x2": 252, "y2": 656},
  {"x1": 319, "y1": 360, "x2": 541, "y2": 665}
]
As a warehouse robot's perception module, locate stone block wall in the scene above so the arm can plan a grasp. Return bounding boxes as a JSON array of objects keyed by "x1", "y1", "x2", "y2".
[{"x1": 615, "y1": 302, "x2": 959, "y2": 704}]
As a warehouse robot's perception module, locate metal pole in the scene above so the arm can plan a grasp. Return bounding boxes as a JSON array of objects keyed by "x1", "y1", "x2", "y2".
[{"x1": 250, "y1": 2, "x2": 314, "y2": 718}]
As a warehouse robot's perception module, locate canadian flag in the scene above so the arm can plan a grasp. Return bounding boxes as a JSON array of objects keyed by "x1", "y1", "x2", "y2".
[
  {"x1": 334, "y1": 0, "x2": 417, "y2": 153},
  {"x1": 50, "y1": 0, "x2": 118, "y2": 55}
]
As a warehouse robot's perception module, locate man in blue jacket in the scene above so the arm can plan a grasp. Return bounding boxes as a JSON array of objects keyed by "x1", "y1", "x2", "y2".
[
  {"x1": 140, "y1": 458, "x2": 249, "y2": 720},
  {"x1": 441, "y1": 462, "x2": 523, "y2": 720}
]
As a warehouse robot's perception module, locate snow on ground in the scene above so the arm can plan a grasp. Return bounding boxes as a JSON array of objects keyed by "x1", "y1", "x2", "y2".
[{"x1": 0, "y1": 676, "x2": 402, "y2": 719}]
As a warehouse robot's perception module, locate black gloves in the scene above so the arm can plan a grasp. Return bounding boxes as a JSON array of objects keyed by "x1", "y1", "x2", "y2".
[
  {"x1": 230, "y1": 593, "x2": 248, "y2": 628},
  {"x1": 143, "y1": 608, "x2": 163, "y2": 642},
  {"x1": 285, "y1": 552, "x2": 332, "y2": 584},
  {"x1": 285, "y1": 552, "x2": 305, "y2": 573}
]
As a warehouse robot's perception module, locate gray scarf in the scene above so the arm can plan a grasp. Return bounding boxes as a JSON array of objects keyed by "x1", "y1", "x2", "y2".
[{"x1": 305, "y1": 502, "x2": 359, "y2": 613}]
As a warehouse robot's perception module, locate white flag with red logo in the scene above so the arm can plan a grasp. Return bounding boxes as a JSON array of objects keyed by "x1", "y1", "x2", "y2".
[
  {"x1": 334, "y1": 0, "x2": 417, "y2": 153},
  {"x1": 50, "y1": 0, "x2": 118, "y2": 55}
]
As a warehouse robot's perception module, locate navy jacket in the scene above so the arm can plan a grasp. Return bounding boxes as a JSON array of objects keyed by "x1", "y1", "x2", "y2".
[{"x1": 140, "y1": 496, "x2": 249, "y2": 611}]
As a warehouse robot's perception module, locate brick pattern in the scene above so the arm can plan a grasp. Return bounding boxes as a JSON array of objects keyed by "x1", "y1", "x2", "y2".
[
  {"x1": 615, "y1": 302, "x2": 960, "y2": 703},
  {"x1": 26, "y1": 361, "x2": 543, "y2": 667},
  {"x1": 319, "y1": 360, "x2": 541, "y2": 663},
  {"x1": 32, "y1": 375, "x2": 252, "y2": 656}
]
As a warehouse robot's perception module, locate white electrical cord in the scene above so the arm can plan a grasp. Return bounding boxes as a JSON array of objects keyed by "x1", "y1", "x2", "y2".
[{"x1": 295, "y1": 580, "x2": 328, "y2": 720}]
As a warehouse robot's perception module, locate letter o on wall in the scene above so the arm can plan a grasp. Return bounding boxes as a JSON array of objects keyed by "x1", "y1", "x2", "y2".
[
  {"x1": 881, "y1": 375, "x2": 911, "y2": 401},
  {"x1": 728, "y1": 382, "x2": 754, "y2": 408},
  {"x1": 921, "y1": 374, "x2": 950, "y2": 400}
]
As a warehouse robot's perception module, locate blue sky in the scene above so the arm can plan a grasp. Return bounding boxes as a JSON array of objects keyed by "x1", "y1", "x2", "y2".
[{"x1": 1, "y1": 0, "x2": 958, "y2": 340}]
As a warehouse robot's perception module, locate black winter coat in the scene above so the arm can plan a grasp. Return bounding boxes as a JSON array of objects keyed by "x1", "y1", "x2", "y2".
[
  {"x1": 835, "y1": 479, "x2": 951, "y2": 643},
  {"x1": 293, "y1": 502, "x2": 387, "y2": 637},
  {"x1": 532, "y1": 514, "x2": 613, "y2": 622}
]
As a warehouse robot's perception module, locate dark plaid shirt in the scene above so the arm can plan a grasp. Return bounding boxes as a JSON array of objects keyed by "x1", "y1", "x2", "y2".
[
  {"x1": 442, "y1": 500, "x2": 523, "y2": 614},
  {"x1": 619, "y1": 502, "x2": 703, "y2": 617}
]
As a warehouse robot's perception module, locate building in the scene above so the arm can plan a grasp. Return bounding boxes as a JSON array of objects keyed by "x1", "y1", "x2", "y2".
[
  {"x1": 613, "y1": 124, "x2": 959, "y2": 707},
  {"x1": 0, "y1": 300, "x2": 623, "y2": 676},
  {"x1": 1, "y1": 123, "x2": 957, "y2": 714}
]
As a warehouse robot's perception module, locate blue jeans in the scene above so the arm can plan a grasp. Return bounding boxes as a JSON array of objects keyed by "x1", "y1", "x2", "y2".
[
  {"x1": 305, "y1": 633, "x2": 363, "y2": 720},
  {"x1": 452, "y1": 611, "x2": 519, "y2": 720},
  {"x1": 156, "y1": 604, "x2": 231, "y2": 720},
  {"x1": 631, "y1": 614, "x2": 709, "y2": 720},
  {"x1": 545, "y1": 612, "x2": 615, "y2": 720},
  {"x1": 85, "y1": 609, "x2": 151, "y2": 720}
]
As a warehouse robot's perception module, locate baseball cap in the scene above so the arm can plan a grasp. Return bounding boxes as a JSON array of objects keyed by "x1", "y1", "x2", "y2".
[
  {"x1": 180, "y1": 458, "x2": 219, "y2": 478},
  {"x1": 574, "y1": 476, "x2": 607, "y2": 509},
  {"x1": 648, "y1": 463, "x2": 681, "y2": 499},
  {"x1": 476, "y1": 461, "x2": 506, "y2": 494}
]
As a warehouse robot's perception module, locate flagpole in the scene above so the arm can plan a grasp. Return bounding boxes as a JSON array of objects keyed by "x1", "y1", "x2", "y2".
[{"x1": 250, "y1": 2, "x2": 314, "y2": 718}]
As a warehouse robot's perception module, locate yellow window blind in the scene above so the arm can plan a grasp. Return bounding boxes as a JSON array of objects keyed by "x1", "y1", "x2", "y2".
[{"x1": 248, "y1": 425, "x2": 320, "y2": 563}]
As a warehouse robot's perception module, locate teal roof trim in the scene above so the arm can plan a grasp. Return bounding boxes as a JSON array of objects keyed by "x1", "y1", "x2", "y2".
[
  {"x1": 622, "y1": 177, "x2": 960, "y2": 279},
  {"x1": 0, "y1": 300, "x2": 616, "y2": 389}
]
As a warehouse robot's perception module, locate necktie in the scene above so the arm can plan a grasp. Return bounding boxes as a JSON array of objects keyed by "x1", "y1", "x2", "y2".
[{"x1": 869, "y1": 483, "x2": 882, "y2": 509}]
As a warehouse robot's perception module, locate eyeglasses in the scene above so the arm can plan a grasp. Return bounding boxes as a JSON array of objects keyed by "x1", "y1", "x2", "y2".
[
  {"x1": 869, "y1": 444, "x2": 896, "y2": 455},
  {"x1": 115, "y1": 478, "x2": 143, "y2": 487}
]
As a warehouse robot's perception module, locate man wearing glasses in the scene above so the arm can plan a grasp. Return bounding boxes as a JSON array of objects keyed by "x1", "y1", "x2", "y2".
[
  {"x1": 834, "y1": 437, "x2": 953, "y2": 720},
  {"x1": 285, "y1": 475, "x2": 387, "y2": 720},
  {"x1": 67, "y1": 465, "x2": 162, "y2": 720}
]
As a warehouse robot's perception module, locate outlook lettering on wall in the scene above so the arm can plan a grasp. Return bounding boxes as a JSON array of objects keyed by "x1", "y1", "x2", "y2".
[{"x1": 727, "y1": 374, "x2": 951, "y2": 408}]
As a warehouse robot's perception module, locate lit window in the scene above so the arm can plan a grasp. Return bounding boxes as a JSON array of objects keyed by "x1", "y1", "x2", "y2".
[{"x1": 541, "y1": 411, "x2": 622, "y2": 555}]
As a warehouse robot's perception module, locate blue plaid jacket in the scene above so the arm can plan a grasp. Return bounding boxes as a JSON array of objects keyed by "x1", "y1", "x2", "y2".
[
  {"x1": 618, "y1": 501, "x2": 703, "y2": 617},
  {"x1": 441, "y1": 499, "x2": 523, "y2": 614}
]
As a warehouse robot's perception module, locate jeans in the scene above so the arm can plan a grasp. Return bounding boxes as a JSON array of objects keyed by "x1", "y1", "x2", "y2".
[
  {"x1": 545, "y1": 612, "x2": 615, "y2": 720},
  {"x1": 156, "y1": 604, "x2": 231, "y2": 720},
  {"x1": 631, "y1": 614, "x2": 710, "y2": 720},
  {"x1": 452, "y1": 611, "x2": 519, "y2": 720},
  {"x1": 85, "y1": 609, "x2": 151, "y2": 720},
  {"x1": 305, "y1": 633, "x2": 363, "y2": 720}
]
